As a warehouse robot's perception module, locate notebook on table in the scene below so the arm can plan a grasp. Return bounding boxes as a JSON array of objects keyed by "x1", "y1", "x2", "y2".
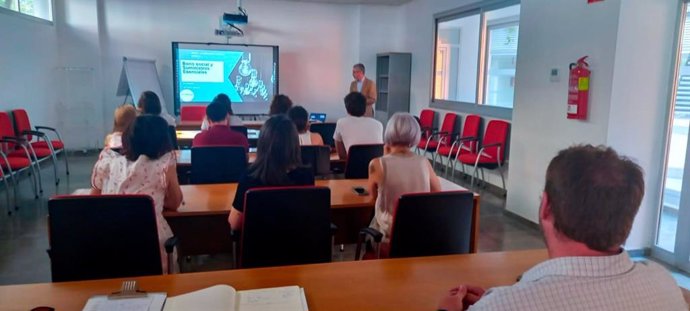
[
  {"x1": 82, "y1": 284, "x2": 308, "y2": 311},
  {"x1": 165, "y1": 285, "x2": 308, "y2": 311}
]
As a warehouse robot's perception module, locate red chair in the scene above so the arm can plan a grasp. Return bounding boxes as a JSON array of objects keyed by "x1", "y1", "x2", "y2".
[
  {"x1": 458, "y1": 120, "x2": 510, "y2": 191},
  {"x1": 180, "y1": 106, "x2": 207, "y2": 122},
  {"x1": 0, "y1": 112, "x2": 40, "y2": 200},
  {"x1": 418, "y1": 113, "x2": 457, "y2": 165},
  {"x1": 12, "y1": 109, "x2": 66, "y2": 185},
  {"x1": 417, "y1": 109, "x2": 436, "y2": 145},
  {"x1": 0, "y1": 153, "x2": 14, "y2": 215},
  {"x1": 438, "y1": 114, "x2": 481, "y2": 178}
]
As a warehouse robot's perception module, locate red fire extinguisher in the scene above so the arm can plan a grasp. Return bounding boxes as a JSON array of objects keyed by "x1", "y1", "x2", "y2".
[{"x1": 568, "y1": 56, "x2": 590, "y2": 120}]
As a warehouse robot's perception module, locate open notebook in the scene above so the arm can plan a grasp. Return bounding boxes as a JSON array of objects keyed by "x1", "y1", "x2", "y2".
[
  {"x1": 164, "y1": 285, "x2": 307, "y2": 311},
  {"x1": 83, "y1": 285, "x2": 307, "y2": 311}
]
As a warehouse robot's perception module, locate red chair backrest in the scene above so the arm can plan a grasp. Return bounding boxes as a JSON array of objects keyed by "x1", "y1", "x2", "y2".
[
  {"x1": 180, "y1": 106, "x2": 207, "y2": 122},
  {"x1": 482, "y1": 120, "x2": 510, "y2": 163},
  {"x1": 438, "y1": 113, "x2": 457, "y2": 146},
  {"x1": 419, "y1": 109, "x2": 435, "y2": 129},
  {"x1": 461, "y1": 115, "x2": 482, "y2": 152},
  {"x1": 11, "y1": 109, "x2": 32, "y2": 141},
  {"x1": 440, "y1": 113, "x2": 457, "y2": 134},
  {"x1": 0, "y1": 112, "x2": 18, "y2": 151}
]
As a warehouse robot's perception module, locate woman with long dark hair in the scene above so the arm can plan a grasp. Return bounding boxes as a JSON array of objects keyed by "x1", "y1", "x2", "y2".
[
  {"x1": 91, "y1": 115, "x2": 183, "y2": 272},
  {"x1": 228, "y1": 114, "x2": 314, "y2": 230}
]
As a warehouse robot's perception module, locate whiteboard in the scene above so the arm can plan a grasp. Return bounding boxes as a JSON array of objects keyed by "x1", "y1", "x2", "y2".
[{"x1": 117, "y1": 57, "x2": 175, "y2": 124}]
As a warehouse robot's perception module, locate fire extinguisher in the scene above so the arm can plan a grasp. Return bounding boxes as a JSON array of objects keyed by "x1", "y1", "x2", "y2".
[{"x1": 567, "y1": 56, "x2": 590, "y2": 120}]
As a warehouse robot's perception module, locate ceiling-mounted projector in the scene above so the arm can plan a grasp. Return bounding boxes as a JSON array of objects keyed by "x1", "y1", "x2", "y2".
[
  {"x1": 215, "y1": 0, "x2": 247, "y2": 40},
  {"x1": 223, "y1": 13, "x2": 248, "y2": 24}
]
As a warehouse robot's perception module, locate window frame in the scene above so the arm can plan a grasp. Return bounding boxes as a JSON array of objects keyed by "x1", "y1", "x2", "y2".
[
  {"x1": 431, "y1": 0, "x2": 520, "y2": 120},
  {"x1": 0, "y1": 0, "x2": 54, "y2": 25},
  {"x1": 482, "y1": 19, "x2": 519, "y2": 107},
  {"x1": 650, "y1": 0, "x2": 690, "y2": 270}
]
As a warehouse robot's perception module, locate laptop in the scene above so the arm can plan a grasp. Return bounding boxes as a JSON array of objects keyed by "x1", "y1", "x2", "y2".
[{"x1": 309, "y1": 113, "x2": 327, "y2": 123}]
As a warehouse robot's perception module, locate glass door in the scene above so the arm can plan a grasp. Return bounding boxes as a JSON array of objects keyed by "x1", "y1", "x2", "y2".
[{"x1": 653, "y1": 1, "x2": 690, "y2": 273}]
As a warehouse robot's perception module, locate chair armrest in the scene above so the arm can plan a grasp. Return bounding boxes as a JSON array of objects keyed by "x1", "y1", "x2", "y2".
[
  {"x1": 458, "y1": 136, "x2": 477, "y2": 141},
  {"x1": 481, "y1": 142, "x2": 502, "y2": 148},
  {"x1": 0, "y1": 136, "x2": 26, "y2": 144},
  {"x1": 21, "y1": 130, "x2": 47, "y2": 138},
  {"x1": 359, "y1": 227, "x2": 383, "y2": 242},
  {"x1": 354, "y1": 227, "x2": 384, "y2": 261},
  {"x1": 164, "y1": 236, "x2": 179, "y2": 254},
  {"x1": 35, "y1": 125, "x2": 57, "y2": 132},
  {"x1": 164, "y1": 236, "x2": 179, "y2": 274},
  {"x1": 36, "y1": 125, "x2": 63, "y2": 141}
]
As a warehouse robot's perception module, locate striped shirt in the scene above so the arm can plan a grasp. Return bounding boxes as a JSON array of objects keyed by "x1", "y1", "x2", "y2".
[{"x1": 469, "y1": 251, "x2": 688, "y2": 311}]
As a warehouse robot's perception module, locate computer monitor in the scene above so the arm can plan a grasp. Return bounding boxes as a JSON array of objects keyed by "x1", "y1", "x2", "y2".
[{"x1": 309, "y1": 113, "x2": 326, "y2": 123}]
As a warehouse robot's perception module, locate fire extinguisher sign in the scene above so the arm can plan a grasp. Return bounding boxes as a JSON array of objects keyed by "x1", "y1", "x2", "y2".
[{"x1": 588, "y1": 0, "x2": 604, "y2": 3}]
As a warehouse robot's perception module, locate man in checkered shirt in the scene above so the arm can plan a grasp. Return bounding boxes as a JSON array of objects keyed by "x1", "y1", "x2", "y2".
[{"x1": 439, "y1": 145, "x2": 688, "y2": 311}]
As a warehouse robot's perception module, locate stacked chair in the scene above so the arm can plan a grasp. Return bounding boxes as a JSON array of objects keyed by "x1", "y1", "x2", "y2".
[{"x1": 0, "y1": 112, "x2": 42, "y2": 203}]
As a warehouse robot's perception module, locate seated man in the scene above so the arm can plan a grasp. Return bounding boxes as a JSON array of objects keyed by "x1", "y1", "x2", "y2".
[
  {"x1": 192, "y1": 101, "x2": 249, "y2": 151},
  {"x1": 438, "y1": 145, "x2": 688, "y2": 311},
  {"x1": 333, "y1": 92, "x2": 383, "y2": 159}
]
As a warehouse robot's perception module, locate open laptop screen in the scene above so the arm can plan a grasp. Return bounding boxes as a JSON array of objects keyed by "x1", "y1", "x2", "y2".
[{"x1": 309, "y1": 113, "x2": 326, "y2": 123}]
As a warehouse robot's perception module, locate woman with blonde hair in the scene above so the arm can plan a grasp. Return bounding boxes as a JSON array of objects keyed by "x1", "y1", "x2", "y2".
[{"x1": 104, "y1": 105, "x2": 137, "y2": 149}]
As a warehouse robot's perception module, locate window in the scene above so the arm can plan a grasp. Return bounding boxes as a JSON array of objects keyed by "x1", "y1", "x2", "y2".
[
  {"x1": 433, "y1": 2, "x2": 520, "y2": 110},
  {"x1": 0, "y1": 0, "x2": 53, "y2": 22},
  {"x1": 652, "y1": 0, "x2": 690, "y2": 274}
]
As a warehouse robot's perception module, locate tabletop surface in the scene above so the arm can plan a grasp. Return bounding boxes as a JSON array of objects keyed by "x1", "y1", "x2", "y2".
[{"x1": 0, "y1": 249, "x2": 548, "y2": 311}]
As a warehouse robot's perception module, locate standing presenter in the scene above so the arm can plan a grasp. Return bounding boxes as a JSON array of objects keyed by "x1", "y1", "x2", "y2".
[{"x1": 349, "y1": 63, "x2": 377, "y2": 118}]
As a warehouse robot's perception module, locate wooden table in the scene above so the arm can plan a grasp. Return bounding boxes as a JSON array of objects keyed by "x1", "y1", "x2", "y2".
[
  {"x1": 0, "y1": 249, "x2": 547, "y2": 311},
  {"x1": 162, "y1": 178, "x2": 480, "y2": 256}
]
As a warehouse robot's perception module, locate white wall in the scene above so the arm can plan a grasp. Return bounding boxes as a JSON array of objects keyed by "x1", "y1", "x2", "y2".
[
  {"x1": 39, "y1": 0, "x2": 397, "y2": 147},
  {"x1": 506, "y1": 0, "x2": 622, "y2": 222},
  {"x1": 607, "y1": 0, "x2": 679, "y2": 249},
  {"x1": 53, "y1": 0, "x2": 105, "y2": 149},
  {"x1": 0, "y1": 11, "x2": 59, "y2": 132},
  {"x1": 357, "y1": 4, "x2": 405, "y2": 83},
  {"x1": 96, "y1": 0, "x2": 361, "y2": 124}
]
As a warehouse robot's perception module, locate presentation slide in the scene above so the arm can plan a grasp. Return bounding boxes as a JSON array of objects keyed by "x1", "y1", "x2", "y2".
[{"x1": 173, "y1": 42, "x2": 278, "y2": 115}]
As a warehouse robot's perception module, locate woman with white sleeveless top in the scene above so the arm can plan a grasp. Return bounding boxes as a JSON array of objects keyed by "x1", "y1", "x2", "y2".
[
  {"x1": 367, "y1": 113, "x2": 441, "y2": 253},
  {"x1": 288, "y1": 106, "x2": 324, "y2": 146}
]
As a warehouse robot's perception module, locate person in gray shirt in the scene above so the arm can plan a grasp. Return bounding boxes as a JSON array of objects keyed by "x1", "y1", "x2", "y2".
[{"x1": 438, "y1": 144, "x2": 688, "y2": 311}]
